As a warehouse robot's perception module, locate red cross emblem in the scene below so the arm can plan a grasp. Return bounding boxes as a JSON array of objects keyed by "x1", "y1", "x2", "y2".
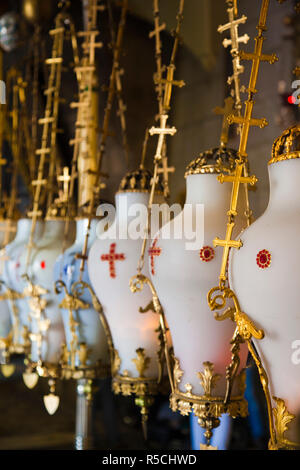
[
  {"x1": 100, "y1": 243, "x2": 125, "y2": 278},
  {"x1": 148, "y1": 238, "x2": 162, "y2": 276}
]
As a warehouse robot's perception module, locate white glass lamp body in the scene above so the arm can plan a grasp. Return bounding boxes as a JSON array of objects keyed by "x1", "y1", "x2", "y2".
[
  {"x1": 88, "y1": 192, "x2": 161, "y2": 379},
  {"x1": 150, "y1": 173, "x2": 248, "y2": 398},
  {"x1": 2, "y1": 219, "x2": 44, "y2": 347},
  {"x1": 230, "y1": 158, "x2": 300, "y2": 442},
  {"x1": 54, "y1": 218, "x2": 109, "y2": 368},
  {"x1": 19, "y1": 219, "x2": 74, "y2": 364}
]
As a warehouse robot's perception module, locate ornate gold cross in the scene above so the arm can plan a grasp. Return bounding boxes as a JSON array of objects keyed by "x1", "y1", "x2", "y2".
[
  {"x1": 214, "y1": 96, "x2": 235, "y2": 146},
  {"x1": 157, "y1": 142, "x2": 174, "y2": 198},
  {"x1": 218, "y1": 12, "x2": 249, "y2": 50},
  {"x1": 218, "y1": 2, "x2": 249, "y2": 111},
  {"x1": 214, "y1": 162, "x2": 257, "y2": 282},
  {"x1": 214, "y1": 221, "x2": 242, "y2": 283},
  {"x1": 57, "y1": 166, "x2": 71, "y2": 201},
  {"x1": 149, "y1": 114, "x2": 177, "y2": 162},
  {"x1": 217, "y1": 165, "x2": 257, "y2": 216},
  {"x1": 157, "y1": 65, "x2": 185, "y2": 112},
  {"x1": 149, "y1": 0, "x2": 166, "y2": 44}
]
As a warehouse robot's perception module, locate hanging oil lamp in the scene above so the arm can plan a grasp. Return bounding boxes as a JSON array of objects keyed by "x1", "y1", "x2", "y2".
[
  {"x1": 144, "y1": 0, "x2": 256, "y2": 446},
  {"x1": 20, "y1": 3, "x2": 79, "y2": 413},
  {"x1": 230, "y1": 125, "x2": 300, "y2": 449},
  {"x1": 149, "y1": 140, "x2": 250, "y2": 446},
  {"x1": 207, "y1": 0, "x2": 281, "y2": 450},
  {"x1": 88, "y1": 167, "x2": 165, "y2": 435}
]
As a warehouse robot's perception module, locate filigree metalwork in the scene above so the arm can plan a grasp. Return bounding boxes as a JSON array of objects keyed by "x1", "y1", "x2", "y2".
[
  {"x1": 55, "y1": 280, "x2": 110, "y2": 380},
  {"x1": 169, "y1": 356, "x2": 248, "y2": 444},
  {"x1": 269, "y1": 125, "x2": 300, "y2": 165},
  {"x1": 0, "y1": 280, "x2": 30, "y2": 361},
  {"x1": 132, "y1": 348, "x2": 151, "y2": 378},
  {"x1": 198, "y1": 362, "x2": 221, "y2": 397},
  {"x1": 22, "y1": 274, "x2": 49, "y2": 364}
]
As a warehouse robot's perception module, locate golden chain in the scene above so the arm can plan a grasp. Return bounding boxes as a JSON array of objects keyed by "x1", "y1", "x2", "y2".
[
  {"x1": 213, "y1": 0, "x2": 277, "y2": 287},
  {"x1": 107, "y1": 0, "x2": 130, "y2": 166},
  {"x1": 25, "y1": 7, "x2": 79, "y2": 271},
  {"x1": 77, "y1": 0, "x2": 128, "y2": 280},
  {"x1": 136, "y1": 0, "x2": 185, "y2": 274},
  {"x1": 217, "y1": 0, "x2": 253, "y2": 227}
]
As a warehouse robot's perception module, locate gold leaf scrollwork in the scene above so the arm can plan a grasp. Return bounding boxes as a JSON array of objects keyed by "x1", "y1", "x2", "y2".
[
  {"x1": 208, "y1": 286, "x2": 264, "y2": 341},
  {"x1": 139, "y1": 300, "x2": 155, "y2": 314},
  {"x1": 112, "y1": 349, "x2": 121, "y2": 376},
  {"x1": 132, "y1": 348, "x2": 151, "y2": 377},
  {"x1": 273, "y1": 396, "x2": 295, "y2": 444},
  {"x1": 198, "y1": 361, "x2": 221, "y2": 397},
  {"x1": 173, "y1": 357, "x2": 184, "y2": 385},
  {"x1": 235, "y1": 311, "x2": 264, "y2": 340},
  {"x1": 59, "y1": 294, "x2": 89, "y2": 311},
  {"x1": 178, "y1": 399, "x2": 192, "y2": 416}
]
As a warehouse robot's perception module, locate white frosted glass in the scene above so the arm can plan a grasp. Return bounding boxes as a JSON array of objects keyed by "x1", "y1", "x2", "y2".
[
  {"x1": 88, "y1": 192, "x2": 161, "y2": 378},
  {"x1": 151, "y1": 173, "x2": 248, "y2": 397},
  {"x1": 230, "y1": 158, "x2": 300, "y2": 442}
]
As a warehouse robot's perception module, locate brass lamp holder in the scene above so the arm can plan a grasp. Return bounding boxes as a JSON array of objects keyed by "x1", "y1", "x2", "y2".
[{"x1": 55, "y1": 280, "x2": 110, "y2": 381}]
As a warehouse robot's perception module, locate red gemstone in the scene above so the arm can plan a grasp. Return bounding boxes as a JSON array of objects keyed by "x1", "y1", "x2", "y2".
[
  {"x1": 200, "y1": 246, "x2": 214, "y2": 262},
  {"x1": 40, "y1": 260, "x2": 46, "y2": 269},
  {"x1": 256, "y1": 249, "x2": 271, "y2": 269}
]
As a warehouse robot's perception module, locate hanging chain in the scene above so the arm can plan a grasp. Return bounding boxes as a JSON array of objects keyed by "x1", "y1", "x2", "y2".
[
  {"x1": 212, "y1": 0, "x2": 278, "y2": 288},
  {"x1": 107, "y1": 0, "x2": 130, "y2": 166},
  {"x1": 25, "y1": 8, "x2": 79, "y2": 272},
  {"x1": 136, "y1": 0, "x2": 185, "y2": 275},
  {"x1": 77, "y1": 0, "x2": 128, "y2": 280},
  {"x1": 217, "y1": 0, "x2": 253, "y2": 227},
  {"x1": 207, "y1": 0, "x2": 285, "y2": 449},
  {"x1": 59, "y1": 0, "x2": 104, "y2": 263}
]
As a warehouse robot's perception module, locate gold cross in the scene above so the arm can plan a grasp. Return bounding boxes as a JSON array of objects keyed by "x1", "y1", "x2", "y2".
[
  {"x1": 149, "y1": 0, "x2": 166, "y2": 45},
  {"x1": 214, "y1": 222, "x2": 242, "y2": 283},
  {"x1": 57, "y1": 166, "x2": 71, "y2": 201},
  {"x1": 214, "y1": 96, "x2": 235, "y2": 146},
  {"x1": 238, "y1": 46, "x2": 278, "y2": 97},
  {"x1": 218, "y1": 13, "x2": 249, "y2": 51},
  {"x1": 218, "y1": 4, "x2": 249, "y2": 111},
  {"x1": 214, "y1": 161, "x2": 256, "y2": 282},
  {"x1": 157, "y1": 141, "x2": 174, "y2": 198},
  {"x1": 149, "y1": 114, "x2": 177, "y2": 162},
  {"x1": 228, "y1": 112, "x2": 268, "y2": 131},
  {"x1": 218, "y1": 163, "x2": 257, "y2": 217},
  {"x1": 157, "y1": 65, "x2": 185, "y2": 112}
]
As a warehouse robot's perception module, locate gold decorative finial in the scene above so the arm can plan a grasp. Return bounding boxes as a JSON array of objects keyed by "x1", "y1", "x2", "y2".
[{"x1": 269, "y1": 125, "x2": 300, "y2": 165}]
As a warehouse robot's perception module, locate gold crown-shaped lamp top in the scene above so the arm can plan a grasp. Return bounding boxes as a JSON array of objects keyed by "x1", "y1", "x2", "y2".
[
  {"x1": 118, "y1": 167, "x2": 163, "y2": 194},
  {"x1": 184, "y1": 147, "x2": 239, "y2": 177},
  {"x1": 269, "y1": 125, "x2": 300, "y2": 165}
]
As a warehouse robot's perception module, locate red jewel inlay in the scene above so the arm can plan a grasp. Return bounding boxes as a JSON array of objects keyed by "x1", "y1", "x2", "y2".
[
  {"x1": 40, "y1": 260, "x2": 46, "y2": 269},
  {"x1": 100, "y1": 243, "x2": 125, "y2": 278},
  {"x1": 256, "y1": 249, "x2": 271, "y2": 269},
  {"x1": 199, "y1": 246, "x2": 215, "y2": 262},
  {"x1": 15, "y1": 262, "x2": 20, "y2": 269},
  {"x1": 148, "y1": 238, "x2": 162, "y2": 276}
]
